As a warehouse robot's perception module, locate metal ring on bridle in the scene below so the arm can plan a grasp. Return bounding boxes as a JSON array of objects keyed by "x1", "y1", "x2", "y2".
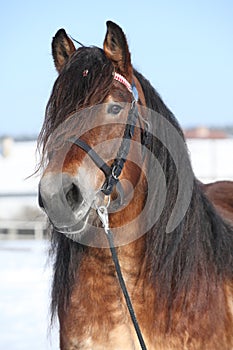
[{"x1": 111, "y1": 165, "x2": 119, "y2": 180}]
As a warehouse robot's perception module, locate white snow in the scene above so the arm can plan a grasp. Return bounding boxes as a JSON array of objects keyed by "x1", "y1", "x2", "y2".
[
  {"x1": 0, "y1": 140, "x2": 39, "y2": 194},
  {"x1": 0, "y1": 239, "x2": 59, "y2": 350}
]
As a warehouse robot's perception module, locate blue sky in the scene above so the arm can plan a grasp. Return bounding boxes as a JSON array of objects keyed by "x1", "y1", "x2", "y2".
[{"x1": 1, "y1": 0, "x2": 233, "y2": 136}]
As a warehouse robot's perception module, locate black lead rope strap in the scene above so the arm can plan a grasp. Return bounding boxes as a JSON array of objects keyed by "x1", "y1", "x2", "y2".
[
  {"x1": 108, "y1": 232, "x2": 147, "y2": 350},
  {"x1": 97, "y1": 206, "x2": 147, "y2": 350}
]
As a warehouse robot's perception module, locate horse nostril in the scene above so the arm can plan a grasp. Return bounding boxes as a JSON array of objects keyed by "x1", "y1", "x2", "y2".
[{"x1": 66, "y1": 183, "x2": 83, "y2": 210}]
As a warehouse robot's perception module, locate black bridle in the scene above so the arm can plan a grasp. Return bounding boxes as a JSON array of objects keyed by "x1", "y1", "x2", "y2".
[
  {"x1": 68, "y1": 99, "x2": 140, "y2": 197},
  {"x1": 67, "y1": 76, "x2": 148, "y2": 350}
]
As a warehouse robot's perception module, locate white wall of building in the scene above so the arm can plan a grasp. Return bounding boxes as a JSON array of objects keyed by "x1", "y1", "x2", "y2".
[
  {"x1": 0, "y1": 138, "x2": 232, "y2": 220},
  {"x1": 187, "y1": 138, "x2": 233, "y2": 183}
]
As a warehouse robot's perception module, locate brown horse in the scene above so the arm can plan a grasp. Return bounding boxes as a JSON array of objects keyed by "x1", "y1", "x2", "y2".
[
  {"x1": 202, "y1": 181, "x2": 233, "y2": 224},
  {"x1": 38, "y1": 21, "x2": 233, "y2": 349}
]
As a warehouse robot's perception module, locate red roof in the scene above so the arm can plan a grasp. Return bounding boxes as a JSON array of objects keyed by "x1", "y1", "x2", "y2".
[{"x1": 184, "y1": 127, "x2": 228, "y2": 139}]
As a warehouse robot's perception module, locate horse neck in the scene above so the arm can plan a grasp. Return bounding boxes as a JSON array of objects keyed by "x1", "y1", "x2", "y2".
[{"x1": 84, "y1": 236, "x2": 146, "y2": 288}]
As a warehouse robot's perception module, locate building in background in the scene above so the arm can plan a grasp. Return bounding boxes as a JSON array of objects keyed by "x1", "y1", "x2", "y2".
[
  {"x1": 0, "y1": 138, "x2": 45, "y2": 238},
  {"x1": 184, "y1": 127, "x2": 233, "y2": 182}
]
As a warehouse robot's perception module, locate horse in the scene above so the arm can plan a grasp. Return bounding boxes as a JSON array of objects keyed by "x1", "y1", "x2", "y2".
[
  {"x1": 38, "y1": 21, "x2": 233, "y2": 349},
  {"x1": 202, "y1": 180, "x2": 233, "y2": 224}
]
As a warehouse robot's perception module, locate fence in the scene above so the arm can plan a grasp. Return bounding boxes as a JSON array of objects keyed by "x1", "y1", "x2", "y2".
[{"x1": 0, "y1": 220, "x2": 47, "y2": 240}]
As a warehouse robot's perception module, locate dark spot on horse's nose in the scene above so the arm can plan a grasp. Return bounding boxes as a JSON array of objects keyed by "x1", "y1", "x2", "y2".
[{"x1": 66, "y1": 183, "x2": 83, "y2": 210}]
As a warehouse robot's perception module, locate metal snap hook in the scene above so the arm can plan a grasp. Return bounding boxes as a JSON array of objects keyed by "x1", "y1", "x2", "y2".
[{"x1": 96, "y1": 205, "x2": 109, "y2": 234}]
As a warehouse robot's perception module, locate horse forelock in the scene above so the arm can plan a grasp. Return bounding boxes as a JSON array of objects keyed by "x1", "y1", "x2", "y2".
[{"x1": 38, "y1": 47, "x2": 114, "y2": 160}]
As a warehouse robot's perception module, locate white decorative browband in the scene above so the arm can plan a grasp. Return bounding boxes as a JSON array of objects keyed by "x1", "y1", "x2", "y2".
[
  {"x1": 113, "y1": 72, "x2": 138, "y2": 101},
  {"x1": 114, "y1": 72, "x2": 132, "y2": 93}
]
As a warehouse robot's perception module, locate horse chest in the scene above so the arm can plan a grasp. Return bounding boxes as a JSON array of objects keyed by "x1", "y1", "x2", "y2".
[
  {"x1": 73, "y1": 326, "x2": 152, "y2": 350},
  {"x1": 60, "y1": 284, "x2": 233, "y2": 350},
  {"x1": 59, "y1": 291, "x2": 150, "y2": 350},
  {"x1": 58, "y1": 256, "x2": 146, "y2": 349}
]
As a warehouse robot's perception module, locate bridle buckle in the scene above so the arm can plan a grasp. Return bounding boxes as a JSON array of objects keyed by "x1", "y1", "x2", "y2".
[{"x1": 111, "y1": 165, "x2": 119, "y2": 180}]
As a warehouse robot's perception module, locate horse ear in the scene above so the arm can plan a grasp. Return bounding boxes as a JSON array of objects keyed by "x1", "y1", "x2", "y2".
[
  {"x1": 103, "y1": 21, "x2": 133, "y2": 80},
  {"x1": 52, "y1": 29, "x2": 76, "y2": 73}
]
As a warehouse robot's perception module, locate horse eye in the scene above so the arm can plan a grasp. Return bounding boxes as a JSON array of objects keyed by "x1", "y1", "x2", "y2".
[{"x1": 108, "y1": 104, "x2": 123, "y2": 115}]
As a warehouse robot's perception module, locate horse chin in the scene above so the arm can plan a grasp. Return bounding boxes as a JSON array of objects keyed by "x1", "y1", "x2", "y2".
[{"x1": 53, "y1": 212, "x2": 90, "y2": 239}]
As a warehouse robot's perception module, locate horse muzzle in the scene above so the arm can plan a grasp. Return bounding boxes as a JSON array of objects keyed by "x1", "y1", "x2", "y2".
[{"x1": 38, "y1": 172, "x2": 91, "y2": 234}]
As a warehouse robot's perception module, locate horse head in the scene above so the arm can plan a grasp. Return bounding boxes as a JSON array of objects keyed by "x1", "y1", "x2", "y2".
[{"x1": 38, "y1": 21, "x2": 149, "y2": 246}]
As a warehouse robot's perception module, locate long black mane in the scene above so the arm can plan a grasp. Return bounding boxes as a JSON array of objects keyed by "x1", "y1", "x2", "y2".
[
  {"x1": 134, "y1": 69, "x2": 233, "y2": 320},
  {"x1": 38, "y1": 46, "x2": 113, "y2": 160},
  {"x1": 48, "y1": 48, "x2": 233, "y2": 323}
]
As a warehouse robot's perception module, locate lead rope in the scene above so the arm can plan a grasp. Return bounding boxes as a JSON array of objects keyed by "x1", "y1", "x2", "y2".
[{"x1": 97, "y1": 205, "x2": 147, "y2": 350}]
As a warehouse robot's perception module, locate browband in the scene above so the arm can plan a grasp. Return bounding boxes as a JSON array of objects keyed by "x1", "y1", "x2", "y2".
[
  {"x1": 114, "y1": 73, "x2": 132, "y2": 93},
  {"x1": 113, "y1": 72, "x2": 138, "y2": 102}
]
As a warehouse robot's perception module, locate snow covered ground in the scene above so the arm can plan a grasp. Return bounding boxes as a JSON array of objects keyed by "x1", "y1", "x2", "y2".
[{"x1": 0, "y1": 239, "x2": 59, "y2": 350}]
